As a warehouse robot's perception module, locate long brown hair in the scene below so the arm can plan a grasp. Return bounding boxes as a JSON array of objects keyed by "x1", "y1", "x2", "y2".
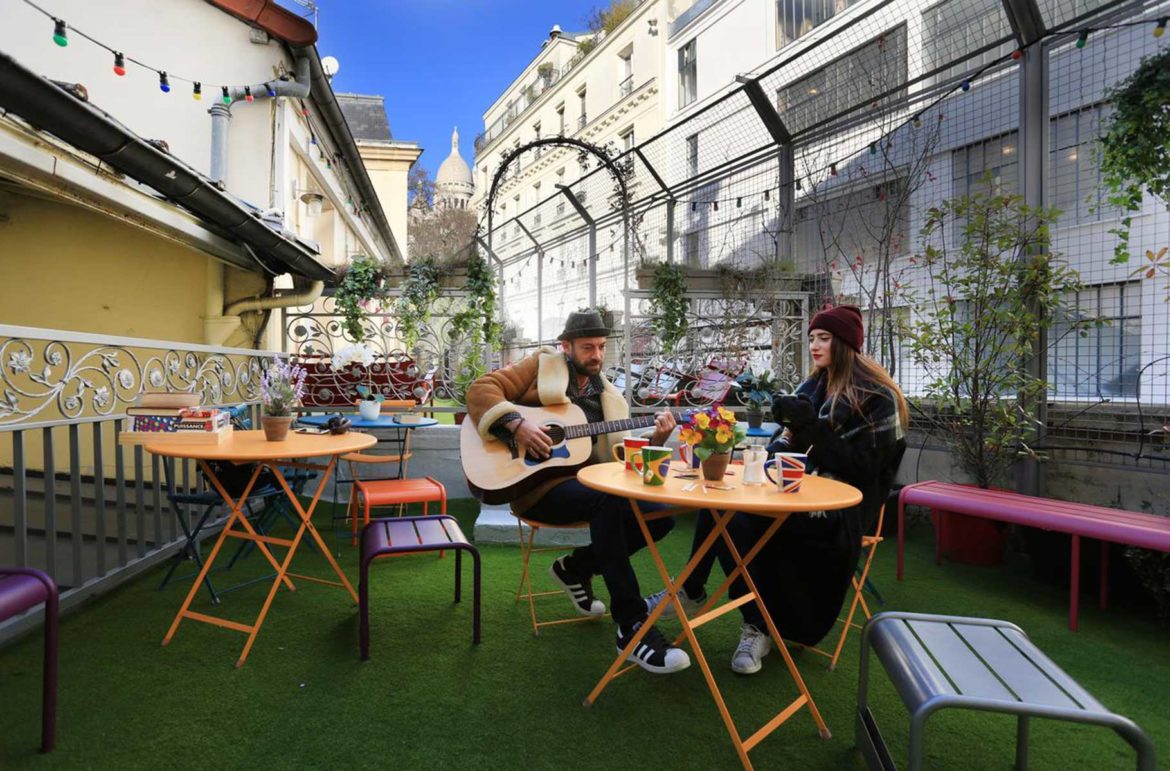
[{"x1": 820, "y1": 337, "x2": 909, "y2": 429}]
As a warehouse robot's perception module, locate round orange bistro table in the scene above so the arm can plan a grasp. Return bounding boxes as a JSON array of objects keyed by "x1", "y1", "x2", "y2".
[
  {"x1": 147, "y1": 429, "x2": 376, "y2": 667},
  {"x1": 577, "y1": 461, "x2": 862, "y2": 770}
]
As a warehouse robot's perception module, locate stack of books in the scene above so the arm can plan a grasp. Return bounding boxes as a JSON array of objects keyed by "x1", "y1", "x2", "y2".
[{"x1": 118, "y1": 393, "x2": 232, "y2": 446}]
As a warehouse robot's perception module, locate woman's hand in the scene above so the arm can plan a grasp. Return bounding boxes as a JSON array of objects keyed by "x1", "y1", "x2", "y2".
[{"x1": 773, "y1": 394, "x2": 817, "y2": 430}]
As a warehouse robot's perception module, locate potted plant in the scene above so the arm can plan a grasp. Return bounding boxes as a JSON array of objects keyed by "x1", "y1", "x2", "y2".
[
  {"x1": 900, "y1": 179, "x2": 1087, "y2": 564},
  {"x1": 734, "y1": 368, "x2": 775, "y2": 428},
  {"x1": 332, "y1": 343, "x2": 382, "y2": 420},
  {"x1": 1099, "y1": 47, "x2": 1170, "y2": 265},
  {"x1": 334, "y1": 254, "x2": 388, "y2": 341},
  {"x1": 259, "y1": 359, "x2": 307, "y2": 441},
  {"x1": 677, "y1": 404, "x2": 747, "y2": 481},
  {"x1": 395, "y1": 257, "x2": 442, "y2": 350}
]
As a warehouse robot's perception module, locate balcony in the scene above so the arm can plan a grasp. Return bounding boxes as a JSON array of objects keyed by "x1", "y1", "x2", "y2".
[{"x1": 619, "y1": 74, "x2": 634, "y2": 97}]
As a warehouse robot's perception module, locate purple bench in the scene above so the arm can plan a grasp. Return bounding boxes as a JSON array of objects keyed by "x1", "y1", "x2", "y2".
[
  {"x1": 897, "y1": 481, "x2": 1170, "y2": 630},
  {"x1": 0, "y1": 567, "x2": 58, "y2": 752},
  {"x1": 359, "y1": 515, "x2": 481, "y2": 660}
]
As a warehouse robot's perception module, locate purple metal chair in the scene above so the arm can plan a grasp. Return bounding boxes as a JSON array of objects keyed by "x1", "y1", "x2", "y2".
[{"x1": 0, "y1": 567, "x2": 58, "y2": 752}]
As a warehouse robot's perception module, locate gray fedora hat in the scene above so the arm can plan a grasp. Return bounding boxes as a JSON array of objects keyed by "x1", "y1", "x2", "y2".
[{"x1": 557, "y1": 309, "x2": 611, "y2": 341}]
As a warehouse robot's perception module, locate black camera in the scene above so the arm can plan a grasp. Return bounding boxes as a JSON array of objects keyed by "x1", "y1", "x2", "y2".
[{"x1": 326, "y1": 415, "x2": 351, "y2": 435}]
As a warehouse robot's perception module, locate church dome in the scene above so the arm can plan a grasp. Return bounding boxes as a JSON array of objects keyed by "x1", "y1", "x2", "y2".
[{"x1": 436, "y1": 127, "x2": 473, "y2": 188}]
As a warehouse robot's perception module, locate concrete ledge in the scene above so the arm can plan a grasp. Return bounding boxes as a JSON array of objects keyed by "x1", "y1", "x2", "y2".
[{"x1": 473, "y1": 505, "x2": 591, "y2": 547}]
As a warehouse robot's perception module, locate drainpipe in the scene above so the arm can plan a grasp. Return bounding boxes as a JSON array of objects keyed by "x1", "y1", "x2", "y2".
[
  {"x1": 206, "y1": 54, "x2": 314, "y2": 346},
  {"x1": 208, "y1": 53, "x2": 311, "y2": 185},
  {"x1": 207, "y1": 277, "x2": 324, "y2": 348}
]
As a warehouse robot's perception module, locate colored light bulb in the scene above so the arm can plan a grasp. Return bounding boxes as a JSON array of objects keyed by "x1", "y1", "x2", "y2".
[
  {"x1": 1011, "y1": 49, "x2": 1022, "y2": 60},
  {"x1": 961, "y1": 80, "x2": 970, "y2": 92},
  {"x1": 158, "y1": 71, "x2": 170, "y2": 93},
  {"x1": 52, "y1": 19, "x2": 68, "y2": 47},
  {"x1": 265, "y1": 82, "x2": 277, "y2": 97},
  {"x1": 869, "y1": 143, "x2": 877, "y2": 155},
  {"x1": 913, "y1": 116, "x2": 922, "y2": 128},
  {"x1": 244, "y1": 86, "x2": 254, "y2": 102},
  {"x1": 193, "y1": 81, "x2": 202, "y2": 101},
  {"x1": 829, "y1": 163, "x2": 837, "y2": 176},
  {"x1": 113, "y1": 52, "x2": 126, "y2": 76},
  {"x1": 1156, "y1": 18, "x2": 1167, "y2": 37},
  {"x1": 1076, "y1": 30, "x2": 1089, "y2": 48},
  {"x1": 221, "y1": 86, "x2": 231, "y2": 104}
]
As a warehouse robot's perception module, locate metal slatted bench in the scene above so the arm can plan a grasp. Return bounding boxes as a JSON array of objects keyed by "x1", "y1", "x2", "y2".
[
  {"x1": 896, "y1": 481, "x2": 1170, "y2": 630},
  {"x1": 856, "y1": 612, "x2": 1155, "y2": 771},
  {"x1": 358, "y1": 515, "x2": 481, "y2": 660}
]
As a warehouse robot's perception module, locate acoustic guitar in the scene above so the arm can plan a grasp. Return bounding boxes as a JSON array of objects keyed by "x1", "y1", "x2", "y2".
[{"x1": 460, "y1": 402, "x2": 679, "y2": 504}]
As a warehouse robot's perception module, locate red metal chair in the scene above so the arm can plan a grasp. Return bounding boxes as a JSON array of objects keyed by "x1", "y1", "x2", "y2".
[{"x1": 348, "y1": 473, "x2": 447, "y2": 545}]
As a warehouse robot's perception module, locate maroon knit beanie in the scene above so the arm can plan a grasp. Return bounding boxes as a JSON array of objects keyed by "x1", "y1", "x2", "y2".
[{"x1": 809, "y1": 304, "x2": 864, "y2": 352}]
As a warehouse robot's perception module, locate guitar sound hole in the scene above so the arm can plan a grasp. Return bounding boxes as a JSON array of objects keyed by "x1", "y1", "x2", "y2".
[{"x1": 525, "y1": 424, "x2": 566, "y2": 463}]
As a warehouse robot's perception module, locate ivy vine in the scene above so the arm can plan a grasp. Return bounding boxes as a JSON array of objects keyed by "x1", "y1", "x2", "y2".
[
  {"x1": 650, "y1": 262, "x2": 688, "y2": 353},
  {"x1": 395, "y1": 257, "x2": 441, "y2": 349},
  {"x1": 1100, "y1": 47, "x2": 1170, "y2": 264},
  {"x1": 451, "y1": 253, "x2": 502, "y2": 397},
  {"x1": 334, "y1": 254, "x2": 387, "y2": 341}
]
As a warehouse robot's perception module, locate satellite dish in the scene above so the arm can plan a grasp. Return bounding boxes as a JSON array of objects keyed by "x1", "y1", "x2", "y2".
[{"x1": 321, "y1": 56, "x2": 340, "y2": 79}]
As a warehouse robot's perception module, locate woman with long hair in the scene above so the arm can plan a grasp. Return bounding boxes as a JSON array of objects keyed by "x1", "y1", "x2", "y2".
[{"x1": 646, "y1": 304, "x2": 908, "y2": 674}]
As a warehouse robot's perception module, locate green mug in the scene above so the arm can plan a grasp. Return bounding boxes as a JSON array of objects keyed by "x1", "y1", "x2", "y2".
[{"x1": 640, "y1": 446, "x2": 673, "y2": 486}]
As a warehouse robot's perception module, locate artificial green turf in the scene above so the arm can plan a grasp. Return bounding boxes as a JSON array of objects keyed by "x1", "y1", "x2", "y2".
[{"x1": 1, "y1": 502, "x2": 1166, "y2": 769}]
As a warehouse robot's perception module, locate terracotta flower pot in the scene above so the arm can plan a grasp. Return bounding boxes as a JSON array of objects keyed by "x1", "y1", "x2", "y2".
[
  {"x1": 700, "y1": 451, "x2": 731, "y2": 481},
  {"x1": 746, "y1": 409, "x2": 763, "y2": 429},
  {"x1": 262, "y1": 415, "x2": 292, "y2": 441}
]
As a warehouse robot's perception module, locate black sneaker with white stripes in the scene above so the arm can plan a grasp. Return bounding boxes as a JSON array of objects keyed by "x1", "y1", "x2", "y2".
[
  {"x1": 548, "y1": 556, "x2": 605, "y2": 616},
  {"x1": 616, "y1": 621, "x2": 691, "y2": 674}
]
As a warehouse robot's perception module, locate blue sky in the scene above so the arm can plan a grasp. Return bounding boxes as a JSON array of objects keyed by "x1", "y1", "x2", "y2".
[{"x1": 302, "y1": 0, "x2": 596, "y2": 180}]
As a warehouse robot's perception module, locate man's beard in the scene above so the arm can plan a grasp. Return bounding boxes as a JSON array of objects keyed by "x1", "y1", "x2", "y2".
[{"x1": 569, "y1": 356, "x2": 602, "y2": 376}]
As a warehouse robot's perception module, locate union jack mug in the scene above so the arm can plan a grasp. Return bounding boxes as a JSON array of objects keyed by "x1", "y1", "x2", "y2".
[{"x1": 764, "y1": 452, "x2": 807, "y2": 493}]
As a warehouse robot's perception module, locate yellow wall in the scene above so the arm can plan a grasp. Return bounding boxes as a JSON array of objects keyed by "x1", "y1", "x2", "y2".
[{"x1": 0, "y1": 193, "x2": 213, "y2": 342}]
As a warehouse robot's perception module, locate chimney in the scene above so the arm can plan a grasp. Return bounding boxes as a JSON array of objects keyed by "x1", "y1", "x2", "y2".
[{"x1": 550, "y1": 24, "x2": 562, "y2": 40}]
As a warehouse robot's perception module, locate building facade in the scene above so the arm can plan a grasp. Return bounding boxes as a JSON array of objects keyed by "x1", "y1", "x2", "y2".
[
  {"x1": 0, "y1": 0, "x2": 404, "y2": 354},
  {"x1": 471, "y1": 0, "x2": 669, "y2": 340}
]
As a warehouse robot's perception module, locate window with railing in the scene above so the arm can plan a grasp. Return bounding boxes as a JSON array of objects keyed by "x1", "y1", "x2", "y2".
[
  {"x1": 678, "y1": 39, "x2": 697, "y2": 108},
  {"x1": 685, "y1": 134, "x2": 699, "y2": 178},
  {"x1": 776, "y1": 0, "x2": 860, "y2": 50},
  {"x1": 1050, "y1": 282, "x2": 1142, "y2": 399},
  {"x1": 578, "y1": 88, "x2": 588, "y2": 130},
  {"x1": 1050, "y1": 104, "x2": 1118, "y2": 226},
  {"x1": 620, "y1": 75, "x2": 635, "y2": 97}
]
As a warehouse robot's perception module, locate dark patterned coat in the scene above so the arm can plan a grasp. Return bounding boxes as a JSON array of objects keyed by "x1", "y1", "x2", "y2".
[{"x1": 757, "y1": 371, "x2": 906, "y2": 645}]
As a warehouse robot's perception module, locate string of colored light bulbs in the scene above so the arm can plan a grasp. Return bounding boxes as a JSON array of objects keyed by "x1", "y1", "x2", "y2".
[{"x1": 22, "y1": 0, "x2": 289, "y2": 103}]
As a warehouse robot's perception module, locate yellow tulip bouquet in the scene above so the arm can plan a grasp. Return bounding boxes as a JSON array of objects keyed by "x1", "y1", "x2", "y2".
[{"x1": 677, "y1": 403, "x2": 747, "y2": 460}]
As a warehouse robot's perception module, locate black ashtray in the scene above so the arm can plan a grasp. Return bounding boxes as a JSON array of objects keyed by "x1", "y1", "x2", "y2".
[{"x1": 326, "y1": 415, "x2": 351, "y2": 435}]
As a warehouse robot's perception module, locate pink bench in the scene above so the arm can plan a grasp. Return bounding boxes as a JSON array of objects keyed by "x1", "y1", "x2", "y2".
[{"x1": 897, "y1": 481, "x2": 1170, "y2": 631}]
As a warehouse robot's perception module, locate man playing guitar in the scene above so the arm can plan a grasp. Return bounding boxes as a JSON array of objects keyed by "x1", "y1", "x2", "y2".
[{"x1": 465, "y1": 309, "x2": 690, "y2": 673}]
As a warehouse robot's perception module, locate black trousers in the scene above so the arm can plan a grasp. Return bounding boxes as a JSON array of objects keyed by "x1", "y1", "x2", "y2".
[
  {"x1": 683, "y1": 508, "x2": 856, "y2": 646},
  {"x1": 525, "y1": 478, "x2": 674, "y2": 628}
]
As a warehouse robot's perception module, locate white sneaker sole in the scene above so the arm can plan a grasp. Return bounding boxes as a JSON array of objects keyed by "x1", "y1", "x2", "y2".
[{"x1": 619, "y1": 644, "x2": 692, "y2": 674}]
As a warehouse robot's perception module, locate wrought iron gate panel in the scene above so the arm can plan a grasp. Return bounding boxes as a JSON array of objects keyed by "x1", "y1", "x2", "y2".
[{"x1": 616, "y1": 290, "x2": 808, "y2": 411}]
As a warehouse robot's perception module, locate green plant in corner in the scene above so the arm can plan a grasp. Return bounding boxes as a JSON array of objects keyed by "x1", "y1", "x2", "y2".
[
  {"x1": 899, "y1": 180, "x2": 1088, "y2": 489},
  {"x1": 395, "y1": 257, "x2": 441, "y2": 349},
  {"x1": 334, "y1": 254, "x2": 387, "y2": 341},
  {"x1": 650, "y1": 262, "x2": 688, "y2": 353},
  {"x1": 1099, "y1": 47, "x2": 1170, "y2": 265}
]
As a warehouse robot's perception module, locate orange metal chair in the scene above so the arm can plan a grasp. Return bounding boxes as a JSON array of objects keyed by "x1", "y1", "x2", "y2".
[
  {"x1": 808, "y1": 503, "x2": 886, "y2": 670},
  {"x1": 514, "y1": 511, "x2": 606, "y2": 635},
  {"x1": 342, "y1": 427, "x2": 445, "y2": 544}
]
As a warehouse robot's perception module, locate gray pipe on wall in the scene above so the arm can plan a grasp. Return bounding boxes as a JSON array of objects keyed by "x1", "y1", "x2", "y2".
[{"x1": 208, "y1": 53, "x2": 311, "y2": 186}]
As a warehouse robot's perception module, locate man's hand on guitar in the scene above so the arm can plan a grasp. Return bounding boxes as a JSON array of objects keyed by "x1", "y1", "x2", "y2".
[
  {"x1": 650, "y1": 410, "x2": 677, "y2": 446},
  {"x1": 508, "y1": 417, "x2": 553, "y2": 459}
]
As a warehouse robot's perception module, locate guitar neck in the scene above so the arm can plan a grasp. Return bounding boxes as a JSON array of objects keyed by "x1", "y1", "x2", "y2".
[{"x1": 562, "y1": 411, "x2": 685, "y2": 441}]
